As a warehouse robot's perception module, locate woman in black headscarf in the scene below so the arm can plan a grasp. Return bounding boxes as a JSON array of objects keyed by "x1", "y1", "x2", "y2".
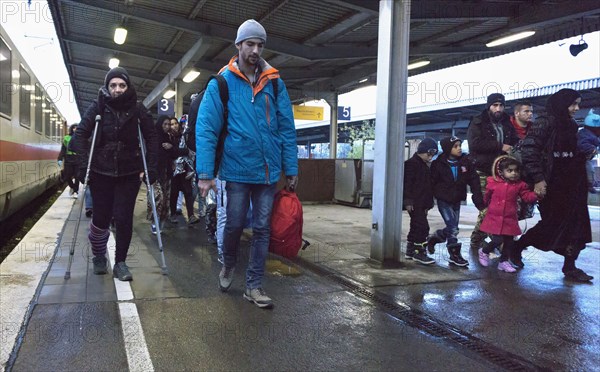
[{"x1": 514, "y1": 89, "x2": 593, "y2": 282}]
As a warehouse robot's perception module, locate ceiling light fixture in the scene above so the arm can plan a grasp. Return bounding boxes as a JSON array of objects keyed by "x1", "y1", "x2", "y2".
[
  {"x1": 0, "y1": 53, "x2": 7, "y2": 61},
  {"x1": 163, "y1": 90, "x2": 176, "y2": 99},
  {"x1": 183, "y1": 70, "x2": 201, "y2": 83},
  {"x1": 114, "y1": 27, "x2": 128, "y2": 45},
  {"x1": 358, "y1": 78, "x2": 368, "y2": 83},
  {"x1": 407, "y1": 60, "x2": 430, "y2": 70},
  {"x1": 108, "y1": 58, "x2": 120, "y2": 68},
  {"x1": 486, "y1": 31, "x2": 535, "y2": 47}
]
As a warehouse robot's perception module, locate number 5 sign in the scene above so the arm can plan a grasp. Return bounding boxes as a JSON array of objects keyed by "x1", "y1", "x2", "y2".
[
  {"x1": 337, "y1": 106, "x2": 351, "y2": 121},
  {"x1": 158, "y1": 98, "x2": 175, "y2": 117}
]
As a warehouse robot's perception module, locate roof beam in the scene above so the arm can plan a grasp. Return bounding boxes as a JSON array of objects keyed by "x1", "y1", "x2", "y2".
[
  {"x1": 143, "y1": 37, "x2": 210, "y2": 108},
  {"x1": 57, "y1": 0, "x2": 377, "y2": 60},
  {"x1": 69, "y1": 61, "x2": 163, "y2": 82},
  {"x1": 62, "y1": 34, "x2": 180, "y2": 64},
  {"x1": 304, "y1": 12, "x2": 375, "y2": 45}
]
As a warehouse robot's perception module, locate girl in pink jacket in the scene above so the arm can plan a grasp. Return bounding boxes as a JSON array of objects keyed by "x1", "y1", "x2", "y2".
[{"x1": 478, "y1": 156, "x2": 538, "y2": 272}]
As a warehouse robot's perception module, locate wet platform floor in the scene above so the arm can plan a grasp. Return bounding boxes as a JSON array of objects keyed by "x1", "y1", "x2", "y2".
[{"x1": 2, "y1": 188, "x2": 599, "y2": 371}]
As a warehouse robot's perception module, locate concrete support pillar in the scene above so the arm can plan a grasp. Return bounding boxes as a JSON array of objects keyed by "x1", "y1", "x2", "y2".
[
  {"x1": 370, "y1": 0, "x2": 411, "y2": 262},
  {"x1": 324, "y1": 93, "x2": 339, "y2": 159},
  {"x1": 175, "y1": 79, "x2": 184, "y2": 117}
]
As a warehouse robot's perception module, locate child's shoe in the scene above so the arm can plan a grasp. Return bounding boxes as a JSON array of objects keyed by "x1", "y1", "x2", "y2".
[
  {"x1": 412, "y1": 242, "x2": 435, "y2": 265},
  {"x1": 478, "y1": 248, "x2": 490, "y2": 267},
  {"x1": 498, "y1": 260, "x2": 517, "y2": 273}
]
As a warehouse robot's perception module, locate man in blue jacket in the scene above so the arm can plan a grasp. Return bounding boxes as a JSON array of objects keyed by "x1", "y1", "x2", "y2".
[{"x1": 196, "y1": 19, "x2": 298, "y2": 309}]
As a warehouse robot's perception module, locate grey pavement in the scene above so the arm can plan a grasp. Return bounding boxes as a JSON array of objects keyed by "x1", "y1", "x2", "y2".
[{"x1": 6, "y1": 188, "x2": 600, "y2": 371}]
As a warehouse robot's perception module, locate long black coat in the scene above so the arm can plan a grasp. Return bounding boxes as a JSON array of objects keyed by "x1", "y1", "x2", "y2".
[
  {"x1": 467, "y1": 110, "x2": 519, "y2": 175},
  {"x1": 403, "y1": 153, "x2": 434, "y2": 209}
]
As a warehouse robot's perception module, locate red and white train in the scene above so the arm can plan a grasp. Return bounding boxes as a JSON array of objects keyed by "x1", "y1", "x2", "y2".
[{"x1": 1, "y1": 25, "x2": 66, "y2": 223}]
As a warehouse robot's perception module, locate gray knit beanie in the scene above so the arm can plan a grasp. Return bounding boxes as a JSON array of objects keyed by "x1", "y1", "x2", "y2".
[{"x1": 235, "y1": 19, "x2": 267, "y2": 45}]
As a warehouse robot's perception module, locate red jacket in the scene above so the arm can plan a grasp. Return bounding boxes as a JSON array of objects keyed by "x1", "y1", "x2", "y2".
[{"x1": 480, "y1": 176, "x2": 537, "y2": 236}]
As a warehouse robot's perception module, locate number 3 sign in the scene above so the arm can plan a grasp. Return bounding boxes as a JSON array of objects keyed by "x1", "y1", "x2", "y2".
[{"x1": 158, "y1": 98, "x2": 175, "y2": 117}]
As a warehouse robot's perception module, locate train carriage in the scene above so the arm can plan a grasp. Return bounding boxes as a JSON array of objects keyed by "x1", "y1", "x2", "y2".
[{"x1": 0, "y1": 25, "x2": 65, "y2": 223}]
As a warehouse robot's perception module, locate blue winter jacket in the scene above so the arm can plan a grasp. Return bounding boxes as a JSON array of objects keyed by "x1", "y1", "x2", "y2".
[{"x1": 195, "y1": 56, "x2": 298, "y2": 184}]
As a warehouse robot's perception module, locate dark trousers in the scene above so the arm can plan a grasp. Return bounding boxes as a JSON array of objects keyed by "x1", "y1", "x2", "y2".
[
  {"x1": 483, "y1": 235, "x2": 514, "y2": 262},
  {"x1": 407, "y1": 208, "x2": 429, "y2": 244},
  {"x1": 63, "y1": 162, "x2": 79, "y2": 191},
  {"x1": 170, "y1": 174, "x2": 195, "y2": 217},
  {"x1": 89, "y1": 172, "x2": 141, "y2": 263}
]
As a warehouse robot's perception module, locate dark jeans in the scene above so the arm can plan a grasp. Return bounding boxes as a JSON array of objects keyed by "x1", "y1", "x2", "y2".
[
  {"x1": 89, "y1": 172, "x2": 141, "y2": 263},
  {"x1": 170, "y1": 174, "x2": 195, "y2": 217},
  {"x1": 407, "y1": 208, "x2": 429, "y2": 244},
  {"x1": 223, "y1": 182, "x2": 276, "y2": 289},
  {"x1": 437, "y1": 200, "x2": 461, "y2": 244},
  {"x1": 483, "y1": 234, "x2": 514, "y2": 262},
  {"x1": 63, "y1": 162, "x2": 79, "y2": 192}
]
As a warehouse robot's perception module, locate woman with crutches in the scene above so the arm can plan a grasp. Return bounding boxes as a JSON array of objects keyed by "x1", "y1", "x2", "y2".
[{"x1": 72, "y1": 67, "x2": 158, "y2": 281}]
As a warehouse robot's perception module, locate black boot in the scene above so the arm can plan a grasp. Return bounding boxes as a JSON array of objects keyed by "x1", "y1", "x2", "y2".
[
  {"x1": 509, "y1": 243, "x2": 525, "y2": 269},
  {"x1": 447, "y1": 243, "x2": 468, "y2": 267},
  {"x1": 413, "y1": 242, "x2": 435, "y2": 265},
  {"x1": 426, "y1": 230, "x2": 445, "y2": 255},
  {"x1": 405, "y1": 242, "x2": 415, "y2": 260}
]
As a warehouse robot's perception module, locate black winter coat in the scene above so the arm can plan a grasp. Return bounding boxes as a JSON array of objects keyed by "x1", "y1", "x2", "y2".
[
  {"x1": 431, "y1": 154, "x2": 484, "y2": 210},
  {"x1": 72, "y1": 88, "x2": 158, "y2": 178},
  {"x1": 467, "y1": 110, "x2": 519, "y2": 174},
  {"x1": 403, "y1": 153, "x2": 434, "y2": 209}
]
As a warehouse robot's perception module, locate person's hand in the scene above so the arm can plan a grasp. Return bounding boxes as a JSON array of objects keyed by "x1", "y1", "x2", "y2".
[
  {"x1": 534, "y1": 180, "x2": 547, "y2": 198},
  {"x1": 162, "y1": 143, "x2": 173, "y2": 150},
  {"x1": 57, "y1": 160, "x2": 63, "y2": 168},
  {"x1": 285, "y1": 175, "x2": 298, "y2": 192},
  {"x1": 405, "y1": 205, "x2": 414, "y2": 212},
  {"x1": 501, "y1": 144, "x2": 513, "y2": 153},
  {"x1": 140, "y1": 171, "x2": 158, "y2": 185},
  {"x1": 198, "y1": 179, "x2": 216, "y2": 198}
]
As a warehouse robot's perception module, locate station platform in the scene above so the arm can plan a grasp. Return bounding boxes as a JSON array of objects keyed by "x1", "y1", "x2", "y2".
[{"x1": 1, "y1": 187, "x2": 599, "y2": 371}]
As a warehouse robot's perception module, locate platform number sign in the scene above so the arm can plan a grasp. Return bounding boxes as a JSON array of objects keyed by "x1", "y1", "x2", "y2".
[
  {"x1": 338, "y1": 106, "x2": 351, "y2": 121},
  {"x1": 158, "y1": 98, "x2": 175, "y2": 117}
]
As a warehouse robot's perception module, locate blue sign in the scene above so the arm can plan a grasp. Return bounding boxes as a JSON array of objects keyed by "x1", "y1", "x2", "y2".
[
  {"x1": 338, "y1": 106, "x2": 351, "y2": 121},
  {"x1": 158, "y1": 98, "x2": 175, "y2": 117}
]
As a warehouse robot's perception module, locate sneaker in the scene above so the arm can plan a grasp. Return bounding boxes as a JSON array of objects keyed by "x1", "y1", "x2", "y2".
[
  {"x1": 72, "y1": 192, "x2": 79, "y2": 199},
  {"x1": 478, "y1": 248, "x2": 490, "y2": 267},
  {"x1": 92, "y1": 255, "x2": 108, "y2": 275},
  {"x1": 243, "y1": 287, "x2": 274, "y2": 309},
  {"x1": 113, "y1": 262, "x2": 133, "y2": 281},
  {"x1": 85, "y1": 209, "x2": 93, "y2": 218},
  {"x1": 218, "y1": 266, "x2": 234, "y2": 292},
  {"x1": 563, "y1": 268, "x2": 594, "y2": 282},
  {"x1": 151, "y1": 224, "x2": 157, "y2": 235},
  {"x1": 175, "y1": 209, "x2": 183, "y2": 215},
  {"x1": 498, "y1": 260, "x2": 517, "y2": 273},
  {"x1": 188, "y1": 215, "x2": 200, "y2": 225},
  {"x1": 217, "y1": 253, "x2": 224, "y2": 264},
  {"x1": 169, "y1": 215, "x2": 178, "y2": 224}
]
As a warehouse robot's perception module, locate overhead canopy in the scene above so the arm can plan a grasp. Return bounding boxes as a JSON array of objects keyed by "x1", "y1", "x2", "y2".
[{"x1": 48, "y1": 0, "x2": 600, "y2": 116}]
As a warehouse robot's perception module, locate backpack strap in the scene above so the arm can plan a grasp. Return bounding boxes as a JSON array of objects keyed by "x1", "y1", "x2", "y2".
[
  {"x1": 211, "y1": 74, "x2": 229, "y2": 177},
  {"x1": 271, "y1": 77, "x2": 278, "y2": 101}
]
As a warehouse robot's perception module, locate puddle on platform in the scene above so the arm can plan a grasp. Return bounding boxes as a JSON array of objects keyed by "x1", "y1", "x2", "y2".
[{"x1": 266, "y1": 259, "x2": 302, "y2": 277}]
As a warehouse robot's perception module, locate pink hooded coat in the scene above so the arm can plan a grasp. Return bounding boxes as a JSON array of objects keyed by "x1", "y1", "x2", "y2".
[{"x1": 480, "y1": 158, "x2": 538, "y2": 236}]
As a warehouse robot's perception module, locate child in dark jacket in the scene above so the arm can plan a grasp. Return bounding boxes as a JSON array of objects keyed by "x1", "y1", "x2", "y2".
[
  {"x1": 403, "y1": 138, "x2": 438, "y2": 265},
  {"x1": 428, "y1": 136, "x2": 485, "y2": 266},
  {"x1": 478, "y1": 155, "x2": 538, "y2": 272}
]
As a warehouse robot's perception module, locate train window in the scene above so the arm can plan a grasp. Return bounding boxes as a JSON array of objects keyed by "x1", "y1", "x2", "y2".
[
  {"x1": 35, "y1": 84, "x2": 42, "y2": 133},
  {"x1": 44, "y1": 99, "x2": 51, "y2": 138},
  {"x1": 19, "y1": 65, "x2": 31, "y2": 128},
  {"x1": 0, "y1": 37, "x2": 12, "y2": 118}
]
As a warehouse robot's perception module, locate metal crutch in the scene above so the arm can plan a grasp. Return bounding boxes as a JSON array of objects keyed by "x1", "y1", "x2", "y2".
[
  {"x1": 65, "y1": 115, "x2": 101, "y2": 280},
  {"x1": 137, "y1": 124, "x2": 168, "y2": 275}
]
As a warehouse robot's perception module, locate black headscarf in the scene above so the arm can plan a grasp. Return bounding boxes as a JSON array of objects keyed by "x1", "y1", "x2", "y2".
[
  {"x1": 546, "y1": 88, "x2": 581, "y2": 122},
  {"x1": 155, "y1": 115, "x2": 170, "y2": 143},
  {"x1": 546, "y1": 88, "x2": 581, "y2": 151}
]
